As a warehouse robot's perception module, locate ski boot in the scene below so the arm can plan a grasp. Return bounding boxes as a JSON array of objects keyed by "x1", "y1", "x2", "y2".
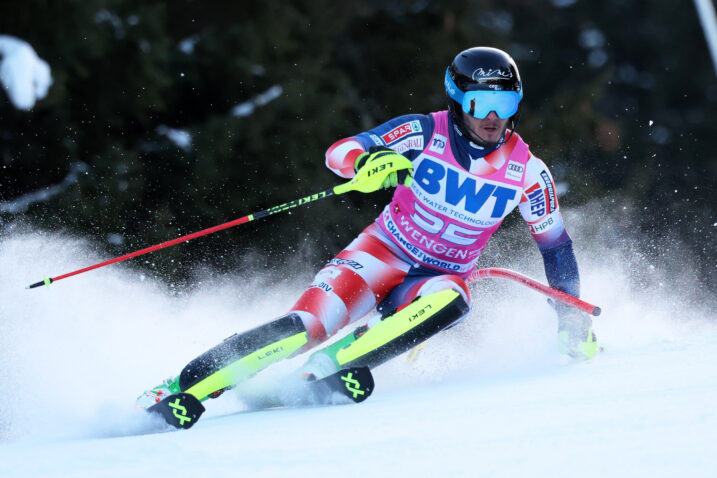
[
  {"x1": 557, "y1": 310, "x2": 600, "y2": 360},
  {"x1": 137, "y1": 313, "x2": 310, "y2": 410},
  {"x1": 299, "y1": 325, "x2": 368, "y2": 381},
  {"x1": 135, "y1": 376, "x2": 180, "y2": 410}
]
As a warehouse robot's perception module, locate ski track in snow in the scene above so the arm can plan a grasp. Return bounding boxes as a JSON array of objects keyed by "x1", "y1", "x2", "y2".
[{"x1": 0, "y1": 212, "x2": 715, "y2": 478}]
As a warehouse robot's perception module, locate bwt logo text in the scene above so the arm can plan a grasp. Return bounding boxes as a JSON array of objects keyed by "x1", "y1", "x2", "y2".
[{"x1": 414, "y1": 158, "x2": 517, "y2": 218}]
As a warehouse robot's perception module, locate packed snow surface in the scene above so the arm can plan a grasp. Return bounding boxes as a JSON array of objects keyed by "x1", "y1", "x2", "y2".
[{"x1": 0, "y1": 210, "x2": 715, "y2": 477}]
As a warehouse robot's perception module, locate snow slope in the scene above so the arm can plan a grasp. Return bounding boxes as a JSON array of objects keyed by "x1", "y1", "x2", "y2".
[{"x1": 0, "y1": 211, "x2": 715, "y2": 477}]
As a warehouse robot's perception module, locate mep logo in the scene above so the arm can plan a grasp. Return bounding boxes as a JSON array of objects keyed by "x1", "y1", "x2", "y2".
[
  {"x1": 428, "y1": 134, "x2": 447, "y2": 154},
  {"x1": 525, "y1": 183, "x2": 546, "y2": 217},
  {"x1": 382, "y1": 121, "x2": 422, "y2": 144},
  {"x1": 414, "y1": 157, "x2": 517, "y2": 218}
]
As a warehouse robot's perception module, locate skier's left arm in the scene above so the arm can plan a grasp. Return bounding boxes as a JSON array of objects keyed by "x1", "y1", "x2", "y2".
[
  {"x1": 519, "y1": 156, "x2": 599, "y2": 359},
  {"x1": 517, "y1": 156, "x2": 579, "y2": 299}
]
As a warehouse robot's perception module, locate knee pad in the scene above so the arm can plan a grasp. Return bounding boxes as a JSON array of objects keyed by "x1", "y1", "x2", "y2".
[{"x1": 417, "y1": 274, "x2": 471, "y2": 306}]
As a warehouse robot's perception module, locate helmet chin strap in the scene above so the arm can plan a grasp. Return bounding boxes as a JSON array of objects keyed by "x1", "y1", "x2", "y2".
[{"x1": 464, "y1": 122, "x2": 508, "y2": 150}]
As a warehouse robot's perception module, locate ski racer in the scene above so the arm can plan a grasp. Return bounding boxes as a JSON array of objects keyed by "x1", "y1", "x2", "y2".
[{"x1": 137, "y1": 46, "x2": 599, "y2": 409}]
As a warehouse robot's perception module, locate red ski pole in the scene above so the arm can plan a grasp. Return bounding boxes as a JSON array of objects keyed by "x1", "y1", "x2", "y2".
[
  {"x1": 25, "y1": 188, "x2": 336, "y2": 289},
  {"x1": 26, "y1": 154, "x2": 413, "y2": 289},
  {"x1": 467, "y1": 267, "x2": 601, "y2": 316}
]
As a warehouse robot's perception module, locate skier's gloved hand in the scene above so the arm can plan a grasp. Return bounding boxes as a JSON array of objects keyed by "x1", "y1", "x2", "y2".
[
  {"x1": 550, "y1": 299, "x2": 599, "y2": 360},
  {"x1": 354, "y1": 146, "x2": 413, "y2": 190}
]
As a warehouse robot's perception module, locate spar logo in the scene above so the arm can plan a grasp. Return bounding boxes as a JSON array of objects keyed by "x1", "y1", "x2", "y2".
[
  {"x1": 413, "y1": 157, "x2": 517, "y2": 218},
  {"x1": 382, "y1": 121, "x2": 422, "y2": 144}
]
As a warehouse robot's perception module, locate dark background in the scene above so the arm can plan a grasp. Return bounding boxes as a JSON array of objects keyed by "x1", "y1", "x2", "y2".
[{"x1": 1, "y1": 0, "x2": 715, "y2": 290}]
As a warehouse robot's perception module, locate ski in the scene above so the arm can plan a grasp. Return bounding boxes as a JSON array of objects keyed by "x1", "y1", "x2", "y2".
[
  {"x1": 147, "y1": 366, "x2": 374, "y2": 430},
  {"x1": 298, "y1": 366, "x2": 374, "y2": 405},
  {"x1": 147, "y1": 392, "x2": 205, "y2": 430}
]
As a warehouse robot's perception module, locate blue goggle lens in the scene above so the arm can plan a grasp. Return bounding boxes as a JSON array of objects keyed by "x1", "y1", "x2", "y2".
[
  {"x1": 445, "y1": 68, "x2": 522, "y2": 119},
  {"x1": 462, "y1": 90, "x2": 521, "y2": 119}
]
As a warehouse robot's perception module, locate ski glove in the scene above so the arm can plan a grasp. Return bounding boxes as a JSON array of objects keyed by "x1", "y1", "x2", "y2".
[
  {"x1": 552, "y1": 300, "x2": 600, "y2": 360},
  {"x1": 354, "y1": 146, "x2": 413, "y2": 191}
]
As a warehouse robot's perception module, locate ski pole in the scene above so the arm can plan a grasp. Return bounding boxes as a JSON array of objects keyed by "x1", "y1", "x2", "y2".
[
  {"x1": 26, "y1": 154, "x2": 414, "y2": 289},
  {"x1": 467, "y1": 267, "x2": 601, "y2": 316},
  {"x1": 26, "y1": 188, "x2": 336, "y2": 289}
]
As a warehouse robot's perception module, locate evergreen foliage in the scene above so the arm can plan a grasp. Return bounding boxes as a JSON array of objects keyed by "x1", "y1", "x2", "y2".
[{"x1": 1, "y1": 0, "x2": 715, "y2": 287}]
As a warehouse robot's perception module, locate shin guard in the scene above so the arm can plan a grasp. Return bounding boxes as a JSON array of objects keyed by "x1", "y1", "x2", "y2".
[
  {"x1": 179, "y1": 314, "x2": 308, "y2": 400},
  {"x1": 335, "y1": 288, "x2": 469, "y2": 369}
]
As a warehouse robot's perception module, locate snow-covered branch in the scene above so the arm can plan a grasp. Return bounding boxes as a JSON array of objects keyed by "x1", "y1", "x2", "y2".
[
  {"x1": 231, "y1": 85, "x2": 283, "y2": 117},
  {"x1": 0, "y1": 162, "x2": 88, "y2": 215},
  {"x1": 0, "y1": 35, "x2": 53, "y2": 110}
]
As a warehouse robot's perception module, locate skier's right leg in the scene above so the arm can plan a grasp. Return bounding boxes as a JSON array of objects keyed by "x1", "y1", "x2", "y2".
[
  {"x1": 298, "y1": 272, "x2": 472, "y2": 379},
  {"x1": 136, "y1": 313, "x2": 312, "y2": 407},
  {"x1": 137, "y1": 224, "x2": 411, "y2": 408}
]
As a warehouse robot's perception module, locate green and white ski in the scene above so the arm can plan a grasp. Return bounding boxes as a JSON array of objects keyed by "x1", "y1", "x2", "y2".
[{"x1": 147, "y1": 366, "x2": 374, "y2": 430}]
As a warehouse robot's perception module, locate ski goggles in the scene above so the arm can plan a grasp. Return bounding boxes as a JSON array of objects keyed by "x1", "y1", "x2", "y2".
[{"x1": 445, "y1": 68, "x2": 523, "y2": 119}]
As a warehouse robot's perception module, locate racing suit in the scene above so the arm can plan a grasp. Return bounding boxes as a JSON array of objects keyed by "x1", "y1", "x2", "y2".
[{"x1": 289, "y1": 110, "x2": 579, "y2": 345}]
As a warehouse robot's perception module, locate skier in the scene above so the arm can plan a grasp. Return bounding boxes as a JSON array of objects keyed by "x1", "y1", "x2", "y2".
[{"x1": 137, "y1": 46, "x2": 599, "y2": 409}]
